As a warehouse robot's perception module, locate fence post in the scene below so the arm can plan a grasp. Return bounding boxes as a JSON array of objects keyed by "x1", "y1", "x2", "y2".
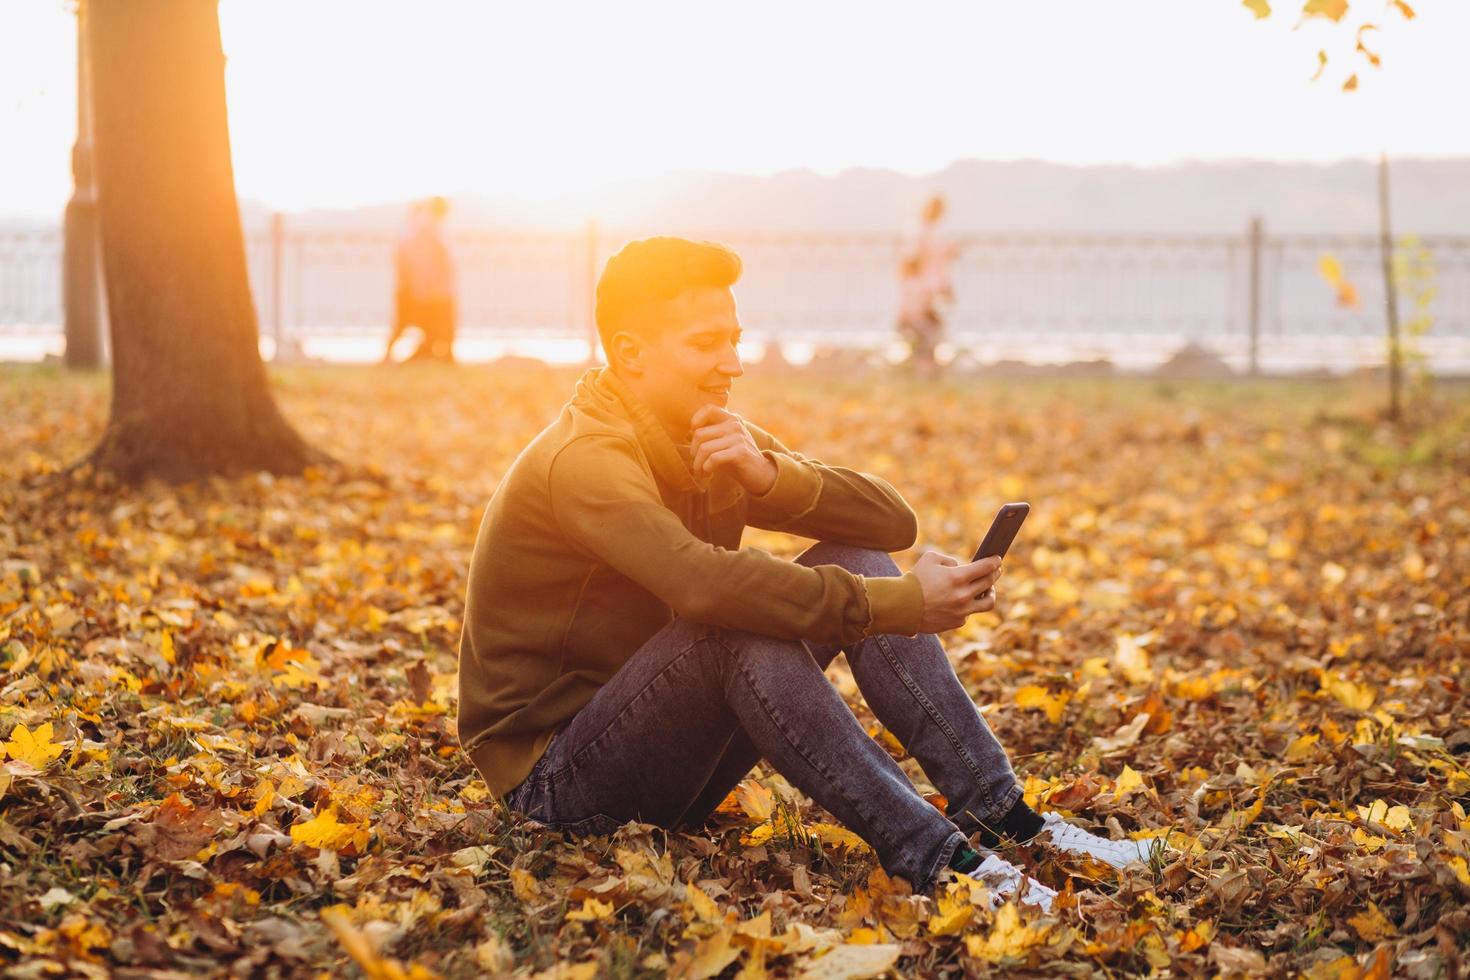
[
  {"x1": 1247, "y1": 216, "x2": 1263, "y2": 377},
  {"x1": 585, "y1": 219, "x2": 599, "y2": 365},
  {"x1": 1378, "y1": 153, "x2": 1402, "y2": 422},
  {"x1": 63, "y1": 0, "x2": 105, "y2": 370},
  {"x1": 270, "y1": 211, "x2": 286, "y2": 361}
]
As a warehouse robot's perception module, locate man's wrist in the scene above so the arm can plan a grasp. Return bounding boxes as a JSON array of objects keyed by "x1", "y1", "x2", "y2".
[{"x1": 750, "y1": 455, "x2": 778, "y2": 496}]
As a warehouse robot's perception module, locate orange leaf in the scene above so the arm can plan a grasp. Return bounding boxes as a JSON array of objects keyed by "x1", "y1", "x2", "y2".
[
  {"x1": 1302, "y1": 0, "x2": 1349, "y2": 21},
  {"x1": 1356, "y1": 24, "x2": 1381, "y2": 68}
]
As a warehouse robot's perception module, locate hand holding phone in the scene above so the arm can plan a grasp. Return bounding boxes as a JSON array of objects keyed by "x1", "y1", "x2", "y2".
[
  {"x1": 972, "y1": 502, "x2": 1030, "y2": 599},
  {"x1": 910, "y1": 503, "x2": 1032, "y2": 634}
]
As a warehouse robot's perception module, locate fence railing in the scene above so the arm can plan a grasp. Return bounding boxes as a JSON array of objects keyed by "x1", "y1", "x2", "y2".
[{"x1": 4, "y1": 220, "x2": 1469, "y2": 371}]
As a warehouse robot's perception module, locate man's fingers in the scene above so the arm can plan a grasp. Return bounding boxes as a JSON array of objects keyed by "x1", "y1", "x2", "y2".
[
  {"x1": 959, "y1": 556, "x2": 1002, "y2": 583},
  {"x1": 923, "y1": 550, "x2": 959, "y2": 567},
  {"x1": 692, "y1": 422, "x2": 742, "y2": 446},
  {"x1": 692, "y1": 433, "x2": 744, "y2": 473}
]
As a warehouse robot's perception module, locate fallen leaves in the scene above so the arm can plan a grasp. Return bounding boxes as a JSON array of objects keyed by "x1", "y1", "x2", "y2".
[{"x1": 1, "y1": 366, "x2": 1467, "y2": 976}]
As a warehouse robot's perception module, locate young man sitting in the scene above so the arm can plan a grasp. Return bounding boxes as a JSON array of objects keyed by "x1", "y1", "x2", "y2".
[{"x1": 455, "y1": 237, "x2": 1153, "y2": 907}]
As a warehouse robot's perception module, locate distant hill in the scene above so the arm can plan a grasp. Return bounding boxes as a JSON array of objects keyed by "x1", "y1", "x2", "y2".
[
  {"x1": 233, "y1": 157, "x2": 1470, "y2": 237},
  {"x1": 0, "y1": 157, "x2": 1432, "y2": 238}
]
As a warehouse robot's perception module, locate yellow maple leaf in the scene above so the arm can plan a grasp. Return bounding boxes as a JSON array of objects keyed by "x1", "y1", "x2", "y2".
[
  {"x1": 740, "y1": 822, "x2": 775, "y2": 847},
  {"x1": 1447, "y1": 855, "x2": 1470, "y2": 887},
  {"x1": 4, "y1": 722, "x2": 65, "y2": 769},
  {"x1": 965, "y1": 903, "x2": 1052, "y2": 962},
  {"x1": 1113, "y1": 765, "x2": 1145, "y2": 798},
  {"x1": 1346, "y1": 901, "x2": 1396, "y2": 942},
  {"x1": 684, "y1": 880, "x2": 724, "y2": 924},
  {"x1": 565, "y1": 897, "x2": 614, "y2": 922},
  {"x1": 733, "y1": 778, "x2": 774, "y2": 823},
  {"x1": 252, "y1": 780, "x2": 276, "y2": 817},
  {"x1": 1242, "y1": 0, "x2": 1271, "y2": 18},
  {"x1": 927, "y1": 880, "x2": 976, "y2": 936},
  {"x1": 1321, "y1": 672, "x2": 1375, "y2": 711},
  {"x1": 808, "y1": 822, "x2": 870, "y2": 852},
  {"x1": 510, "y1": 868, "x2": 543, "y2": 903},
  {"x1": 1015, "y1": 685, "x2": 1069, "y2": 724},
  {"x1": 290, "y1": 807, "x2": 372, "y2": 853},
  {"x1": 1284, "y1": 733, "x2": 1320, "y2": 762}
]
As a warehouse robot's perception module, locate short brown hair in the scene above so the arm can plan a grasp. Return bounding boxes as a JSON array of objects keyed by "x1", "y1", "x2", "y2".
[{"x1": 595, "y1": 237, "x2": 742, "y2": 355}]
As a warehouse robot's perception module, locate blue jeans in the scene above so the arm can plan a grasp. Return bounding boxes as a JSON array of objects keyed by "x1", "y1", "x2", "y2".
[{"x1": 503, "y1": 542, "x2": 1023, "y2": 894}]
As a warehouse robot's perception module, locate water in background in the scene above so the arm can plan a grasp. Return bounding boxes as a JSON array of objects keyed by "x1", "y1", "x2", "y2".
[{"x1": 5, "y1": 224, "x2": 1469, "y2": 373}]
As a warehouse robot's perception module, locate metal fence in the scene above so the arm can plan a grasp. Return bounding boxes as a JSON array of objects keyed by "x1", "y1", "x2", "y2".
[{"x1": 4, "y1": 220, "x2": 1469, "y2": 371}]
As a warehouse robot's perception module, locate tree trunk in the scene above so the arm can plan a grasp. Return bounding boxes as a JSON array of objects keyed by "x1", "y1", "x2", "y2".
[{"x1": 86, "y1": 0, "x2": 318, "y2": 482}]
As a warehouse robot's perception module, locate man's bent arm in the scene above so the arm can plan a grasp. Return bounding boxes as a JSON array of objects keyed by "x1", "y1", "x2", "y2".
[
  {"x1": 742, "y1": 422, "x2": 919, "y2": 553},
  {"x1": 547, "y1": 435, "x2": 924, "y2": 644}
]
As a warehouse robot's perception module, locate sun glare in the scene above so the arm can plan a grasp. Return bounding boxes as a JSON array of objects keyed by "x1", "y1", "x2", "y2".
[{"x1": 1, "y1": 0, "x2": 1468, "y2": 217}]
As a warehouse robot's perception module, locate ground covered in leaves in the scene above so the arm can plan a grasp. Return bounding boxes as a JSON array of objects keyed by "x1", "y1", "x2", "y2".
[{"x1": 2, "y1": 363, "x2": 1468, "y2": 979}]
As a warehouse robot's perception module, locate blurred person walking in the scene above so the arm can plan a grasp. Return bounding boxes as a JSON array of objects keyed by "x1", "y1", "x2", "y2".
[
  {"x1": 896, "y1": 194, "x2": 956, "y2": 379},
  {"x1": 383, "y1": 196, "x2": 457, "y2": 363}
]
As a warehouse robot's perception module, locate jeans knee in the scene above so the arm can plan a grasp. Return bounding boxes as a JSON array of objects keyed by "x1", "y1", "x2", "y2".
[{"x1": 796, "y1": 541, "x2": 901, "y2": 577}]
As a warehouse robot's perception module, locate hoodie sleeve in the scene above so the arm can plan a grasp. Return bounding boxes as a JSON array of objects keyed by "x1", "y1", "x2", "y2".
[
  {"x1": 742, "y1": 422, "x2": 920, "y2": 553},
  {"x1": 547, "y1": 434, "x2": 924, "y2": 643}
]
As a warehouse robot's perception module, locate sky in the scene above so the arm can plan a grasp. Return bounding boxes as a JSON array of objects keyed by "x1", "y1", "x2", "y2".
[{"x1": 2, "y1": 0, "x2": 1467, "y2": 217}]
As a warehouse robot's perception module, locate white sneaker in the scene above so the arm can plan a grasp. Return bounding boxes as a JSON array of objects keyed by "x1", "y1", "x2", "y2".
[
  {"x1": 966, "y1": 854, "x2": 1058, "y2": 913},
  {"x1": 1036, "y1": 812, "x2": 1155, "y2": 869}
]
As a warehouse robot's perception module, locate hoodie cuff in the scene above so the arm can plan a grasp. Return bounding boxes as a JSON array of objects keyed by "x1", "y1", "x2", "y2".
[
  {"x1": 859, "y1": 571, "x2": 925, "y2": 639},
  {"x1": 749, "y1": 450, "x2": 821, "y2": 518}
]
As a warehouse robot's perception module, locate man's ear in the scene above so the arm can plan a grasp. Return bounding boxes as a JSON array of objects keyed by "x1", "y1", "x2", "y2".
[{"x1": 608, "y1": 331, "x2": 645, "y2": 376}]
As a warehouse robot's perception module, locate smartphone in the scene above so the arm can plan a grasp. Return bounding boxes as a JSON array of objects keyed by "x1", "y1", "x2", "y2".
[{"x1": 972, "y1": 502, "x2": 1030, "y2": 563}]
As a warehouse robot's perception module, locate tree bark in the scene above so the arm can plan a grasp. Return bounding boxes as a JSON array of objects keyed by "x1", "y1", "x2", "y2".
[{"x1": 86, "y1": 0, "x2": 318, "y2": 482}]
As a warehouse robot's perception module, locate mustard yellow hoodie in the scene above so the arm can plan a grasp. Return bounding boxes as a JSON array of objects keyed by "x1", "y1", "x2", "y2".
[{"x1": 456, "y1": 367, "x2": 926, "y2": 798}]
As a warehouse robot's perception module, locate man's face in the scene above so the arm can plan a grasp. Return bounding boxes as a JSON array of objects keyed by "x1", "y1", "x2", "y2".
[{"x1": 624, "y1": 285, "x2": 744, "y2": 440}]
